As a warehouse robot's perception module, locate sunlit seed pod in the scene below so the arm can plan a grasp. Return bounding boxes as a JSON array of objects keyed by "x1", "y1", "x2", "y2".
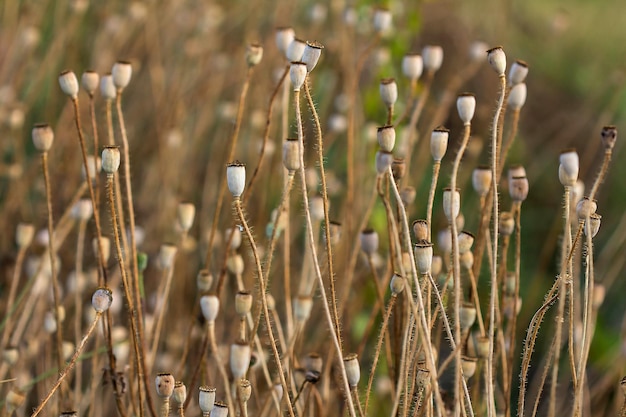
[
  {"x1": 460, "y1": 250, "x2": 474, "y2": 270},
  {"x1": 372, "y1": 7, "x2": 392, "y2": 35},
  {"x1": 82, "y1": 156, "x2": 101, "y2": 181},
  {"x1": 377, "y1": 125, "x2": 396, "y2": 152},
  {"x1": 401, "y1": 186, "x2": 416, "y2": 206},
  {"x1": 59, "y1": 70, "x2": 80, "y2": 99},
  {"x1": 282, "y1": 138, "x2": 301, "y2": 172},
  {"x1": 200, "y1": 295, "x2": 219, "y2": 322},
  {"x1": 437, "y1": 229, "x2": 452, "y2": 254},
  {"x1": 266, "y1": 293, "x2": 276, "y2": 311},
  {"x1": 469, "y1": 40, "x2": 489, "y2": 62},
  {"x1": 576, "y1": 197, "x2": 597, "y2": 219},
  {"x1": 509, "y1": 176, "x2": 529, "y2": 202},
  {"x1": 379, "y1": 78, "x2": 398, "y2": 108},
  {"x1": 111, "y1": 61, "x2": 132, "y2": 90},
  {"x1": 16, "y1": 223, "x2": 35, "y2": 249},
  {"x1": 584, "y1": 213, "x2": 602, "y2": 238},
  {"x1": 302, "y1": 41, "x2": 323, "y2": 73},
  {"x1": 344, "y1": 353, "x2": 360, "y2": 388},
  {"x1": 197, "y1": 270, "x2": 213, "y2": 292},
  {"x1": 457, "y1": 231, "x2": 475, "y2": 254},
  {"x1": 91, "y1": 287, "x2": 113, "y2": 313},
  {"x1": 44, "y1": 311, "x2": 57, "y2": 333},
  {"x1": 601, "y1": 125, "x2": 618, "y2": 151},
  {"x1": 304, "y1": 352, "x2": 323, "y2": 374},
  {"x1": 487, "y1": 46, "x2": 506, "y2": 76},
  {"x1": 391, "y1": 158, "x2": 406, "y2": 181},
  {"x1": 158, "y1": 244, "x2": 178, "y2": 269},
  {"x1": 459, "y1": 302, "x2": 477, "y2": 330},
  {"x1": 177, "y1": 203, "x2": 196, "y2": 233},
  {"x1": 390, "y1": 273, "x2": 405, "y2": 295},
  {"x1": 226, "y1": 161, "x2": 246, "y2": 198},
  {"x1": 413, "y1": 240, "x2": 433, "y2": 275},
  {"x1": 2, "y1": 346, "x2": 19, "y2": 366},
  {"x1": 504, "y1": 271, "x2": 516, "y2": 295},
  {"x1": 60, "y1": 410, "x2": 78, "y2": 417},
  {"x1": 32, "y1": 123, "x2": 54, "y2": 152},
  {"x1": 475, "y1": 336, "x2": 490, "y2": 359},
  {"x1": 100, "y1": 74, "x2": 117, "y2": 99},
  {"x1": 287, "y1": 38, "x2": 307, "y2": 62},
  {"x1": 507, "y1": 165, "x2": 527, "y2": 183},
  {"x1": 461, "y1": 356, "x2": 478, "y2": 379},
  {"x1": 422, "y1": 45, "x2": 443, "y2": 72},
  {"x1": 293, "y1": 295, "x2": 313, "y2": 323},
  {"x1": 360, "y1": 229, "x2": 379, "y2": 256},
  {"x1": 508, "y1": 83, "x2": 527, "y2": 110},
  {"x1": 198, "y1": 386, "x2": 216, "y2": 414},
  {"x1": 430, "y1": 127, "x2": 449, "y2": 162},
  {"x1": 375, "y1": 150, "x2": 393, "y2": 174},
  {"x1": 155, "y1": 373, "x2": 175, "y2": 398},
  {"x1": 173, "y1": 381, "x2": 187, "y2": 406},
  {"x1": 230, "y1": 341, "x2": 252, "y2": 378},
  {"x1": 101, "y1": 146, "x2": 121, "y2": 174},
  {"x1": 442, "y1": 188, "x2": 461, "y2": 223},
  {"x1": 559, "y1": 149, "x2": 579, "y2": 186},
  {"x1": 246, "y1": 43, "x2": 263, "y2": 67},
  {"x1": 275, "y1": 27, "x2": 295, "y2": 57},
  {"x1": 310, "y1": 195, "x2": 325, "y2": 222},
  {"x1": 81, "y1": 70, "x2": 99, "y2": 96},
  {"x1": 412, "y1": 219, "x2": 429, "y2": 241},
  {"x1": 456, "y1": 93, "x2": 476, "y2": 124},
  {"x1": 472, "y1": 166, "x2": 492, "y2": 197},
  {"x1": 402, "y1": 53, "x2": 423, "y2": 80},
  {"x1": 499, "y1": 212, "x2": 515, "y2": 236},
  {"x1": 211, "y1": 402, "x2": 228, "y2": 417},
  {"x1": 235, "y1": 291, "x2": 253, "y2": 316},
  {"x1": 226, "y1": 253, "x2": 244, "y2": 276},
  {"x1": 289, "y1": 61, "x2": 307, "y2": 92},
  {"x1": 508, "y1": 60, "x2": 529, "y2": 86},
  {"x1": 238, "y1": 379, "x2": 252, "y2": 403},
  {"x1": 92, "y1": 236, "x2": 111, "y2": 263},
  {"x1": 224, "y1": 227, "x2": 242, "y2": 250}
]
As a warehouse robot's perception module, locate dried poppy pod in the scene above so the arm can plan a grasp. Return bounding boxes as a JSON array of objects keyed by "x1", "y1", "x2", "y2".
[
  {"x1": 246, "y1": 43, "x2": 263, "y2": 67},
  {"x1": 508, "y1": 60, "x2": 529, "y2": 86},
  {"x1": 32, "y1": 123, "x2": 54, "y2": 152},
  {"x1": 304, "y1": 352, "x2": 324, "y2": 375},
  {"x1": 414, "y1": 240, "x2": 433, "y2": 275},
  {"x1": 499, "y1": 212, "x2": 515, "y2": 236},
  {"x1": 456, "y1": 93, "x2": 476, "y2": 125},
  {"x1": 390, "y1": 273, "x2": 405, "y2": 295},
  {"x1": 197, "y1": 269, "x2": 213, "y2": 292},
  {"x1": 302, "y1": 41, "x2": 323, "y2": 73},
  {"x1": 375, "y1": 150, "x2": 393, "y2": 174},
  {"x1": 200, "y1": 295, "x2": 219, "y2": 322},
  {"x1": 112, "y1": 61, "x2": 132, "y2": 90},
  {"x1": 576, "y1": 197, "x2": 597, "y2": 219},
  {"x1": 459, "y1": 302, "x2": 477, "y2": 330},
  {"x1": 226, "y1": 161, "x2": 246, "y2": 198},
  {"x1": 402, "y1": 53, "x2": 423, "y2": 81},
  {"x1": 584, "y1": 213, "x2": 602, "y2": 238},
  {"x1": 211, "y1": 401, "x2": 228, "y2": 417},
  {"x1": 226, "y1": 253, "x2": 244, "y2": 275},
  {"x1": 559, "y1": 149, "x2": 579, "y2": 187},
  {"x1": 430, "y1": 127, "x2": 449, "y2": 162},
  {"x1": 487, "y1": 46, "x2": 506, "y2": 76},
  {"x1": 100, "y1": 74, "x2": 117, "y2": 100},
  {"x1": 379, "y1": 78, "x2": 398, "y2": 109},
  {"x1": 460, "y1": 250, "x2": 474, "y2": 270},
  {"x1": 81, "y1": 70, "x2": 99, "y2": 96},
  {"x1": 59, "y1": 70, "x2": 80, "y2": 99},
  {"x1": 177, "y1": 202, "x2": 196, "y2": 233},
  {"x1": 509, "y1": 176, "x2": 529, "y2": 202},
  {"x1": 443, "y1": 188, "x2": 461, "y2": 223},
  {"x1": 373, "y1": 7, "x2": 392, "y2": 35},
  {"x1": 282, "y1": 138, "x2": 301, "y2": 172},
  {"x1": 275, "y1": 27, "x2": 295, "y2": 57},
  {"x1": 412, "y1": 219, "x2": 429, "y2": 241},
  {"x1": 377, "y1": 125, "x2": 396, "y2": 152},
  {"x1": 508, "y1": 83, "x2": 527, "y2": 110},
  {"x1": 457, "y1": 231, "x2": 475, "y2": 253},
  {"x1": 391, "y1": 158, "x2": 405, "y2": 180},
  {"x1": 344, "y1": 353, "x2": 360, "y2": 388},
  {"x1": 93, "y1": 236, "x2": 111, "y2": 263},
  {"x1": 475, "y1": 336, "x2": 490, "y2": 359},
  {"x1": 472, "y1": 166, "x2": 492, "y2": 197},
  {"x1": 360, "y1": 229, "x2": 379, "y2": 256},
  {"x1": 16, "y1": 222, "x2": 35, "y2": 249},
  {"x1": 2, "y1": 346, "x2": 19, "y2": 366},
  {"x1": 155, "y1": 373, "x2": 175, "y2": 398},
  {"x1": 198, "y1": 386, "x2": 216, "y2": 416},
  {"x1": 173, "y1": 381, "x2": 187, "y2": 407},
  {"x1": 91, "y1": 287, "x2": 113, "y2": 313},
  {"x1": 230, "y1": 340, "x2": 252, "y2": 379},
  {"x1": 601, "y1": 125, "x2": 618, "y2": 151},
  {"x1": 158, "y1": 243, "x2": 178, "y2": 269},
  {"x1": 235, "y1": 291, "x2": 253, "y2": 316},
  {"x1": 293, "y1": 295, "x2": 313, "y2": 323},
  {"x1": 238, "y1": 379, "x2": 252, "y2": 403},
  {"x1": 287, "y1": 38, "x2": 306, "y2": 62},
  {"x1": 5, "y1": 388, "x2": 25, "y2": 414},
  {"x1": 290, "y1": 61, "x2": 307, "y2": 92},
  {"x1": 461, "y1": 356, "x2": 478, "y2": 379},
  {"x1": 102, "y1": 146, "x2": 121, "y2": 174},
  {"x1": 432, "y1": 255, "x2": 443, "y2": 276},
  {"x1": 422, "y1": 45, "x2": 443, "y2": 72}
]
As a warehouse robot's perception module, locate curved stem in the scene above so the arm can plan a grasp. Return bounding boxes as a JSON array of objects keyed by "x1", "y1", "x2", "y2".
[{"x1": 426, "y1": 162, "x2": 441, "y2": 241}]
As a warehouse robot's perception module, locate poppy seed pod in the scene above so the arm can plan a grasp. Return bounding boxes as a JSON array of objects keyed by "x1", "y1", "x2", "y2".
[
  {"x1": 235, "y1": 291, "x2": 253, "y2": 316},
  {"x1": 379, "y1": 78, "x2": 398, "y2": 109},
  {"x1": 459, "y1": 302, "x2": 477, "y2": 330},
  {"x1": 601, "y1": 125, "x2": 617, "y2": 151},
  {"x1": 499, "y1": 212, "x2": 515, "y2": 236},
  {"x1": 430, "y1": 127, "x2": 449, "y2": 162},
  {"x1": 287, "y1": 38, "x2": 307, "y2": 62},
  {"x1": 282, "y1": 138, "x2": 301, "y2": 171},
  {"x1": 302, "y1": 41, "x2": 323, "y2": 73},
  {"x1": 422, "y1": 45, "x2": 443, "y2": 72},
  {"x1": 508, "y1": 165, "x2": 527, "y2": 182},
  {"x1": 100, "y1": 74, "x2": 117, "y2": 100},
  {"x1": 472, "y1": 166, "x2": 492, "y2": 197},
  {"x1": 59, "y1": 70, "x2": 80, "y2": 99},
  {"x1": 360, "y1": 229, "x2": 379, "y2": 256},
  {"x1": 443, "y1": 188, "x2": 461, "y2": 223},
  {"x1": 211, "y1": 402, "x2": 228, "y2": 417},
  {"x1": 310, "y1": 196, "x2": 325, "y2": 221},
  {"x1": 16, "y1": 223, "x2": 35, "y2": 249},
  {"x1": 456, "y1": 93, "x2": 476, "y2": 124},
  {"x1": 438, "y1": 229, "x2": 452, "y2": 253},
  {"x1": 412, "y1": 219, "x2": 429, "y2": 241},
  {"x1": 402, "y1": 53, "x2": 423, "y2": 80},
  {"x1": 431, "y1": 255, "x2": 443, "y2": 276},
  {"x1": 200, "y1": 295, "x2": 219, "y2": 322},
  {"x1": 290, "y1": 61, "x2": 308, "y2": 92},
  {"x1": 111, "y1": 61, "x2": 132, "y2": 90},
  {"x1": 576, "y1": 197, "x2": 597, "y2": 219},
  {"x1": 5, "y1": 389, "x2": 25, "y2": 414},
  {"x1": 230, "y1": 341, "x2": 252, "y2": 378},
  {"x1": 173, "y1": 381, "x2": 187, "y2": 406},
  {"x1": 372, "y1": 7, "x2": 392, "y2": 35},
  {"x1": 81, "y1": 71, "x2": 99, "y2": 96},
  {"x1": 461, "y1": 356, "x2": 478, "y2": 379},
  {"x1": 198, "y1": 386, "x2": 216, "y2": 414},
  {"x1": 197, "y1": 269, "x2": 213, "y2": 292},
  {"x1": 293, "y1": 295, "x2": 313, "y2": 323},
  {"x1": 508, "y1": 60, "x2": 529, "y2": 86},
  {"x1": 101, "y1": 146, "x2": 121, "y2": 174},
  {"x1": 469, "y1": 40, "x2": 489, "y2": 62},
  {"x1": 377, "y1": 125, "x2": 396, "y2": 152},
  {"x1": 32, "y1": 123, "x2": 54, "y2": 152},
  {"x1": 238, "y1": 379, "x2": 252, "y2": 403},
  {"x1": 225, "y1": 227, "x2": 242, "y2": 250},
  {"x1": 414, "y1": 240, "x2": 433, "y2": 275},
  {"x1": 391, "y1": 158, "x2": 406, "y2": 180},
  {"x1": 226, "y1": 161, "x2": 246, "y2": 198},
  {"x1": 155, "y1": 373, "x2": 175, "y2": 398},
  {"x1": 390, "y1": 273, "x2": 405, "y2": 295},
  {"x1": 2, "y1": 346, "x2": 18, "y2": 366},
  {"x1": 275, "y1": 27, "x2": 295, "y2": 56},
  {"x1": 457, "y1": 231, "x2": 475, "y2": 254},
  {"x1": 559, "y1": 149, "x2": 579, "y2": 186},
  {"x1": 91, "y1": 287, "x2": 113, "y2": 313},
  {"x1": 226, "y1": 253, "x2": 244, "y2": 275},
  {"x1": 93, "y1": 236, "x2": 111, "y2": 262},
  {"x1": 508, "y1": 83, "x2": 527, "y2": 110},
  {"x1": 487, "y1": 46, "x2": 506, "y2": 76},
  {"x1": 158, "y1": 244, "x2": 178, "y2": 269},
  {"x1": 584, "y1": 213, "x2": 602, "y2": 238},
  {"x1": 246, "y1": 43, "x2": 263, "y2": 67},
  {"x1": 344, "y1": 353, "x2": 360, "y2": 388},
  {"x1": 177, "y1": 202, "x2": 196, "y2": 232},
  {"x1": 83, "y1": 156, "x2": 101, "y2": 181},
  {"x1": 509, "y1": 176, "x2": 529, "y2": 202},
  {"x1": 401, "y1": 186, "x2": 417, "y2": 206},
  {"x1": 460, "y1": 250, "x2": 474, "y2": 270},
  {"x1": 375, "y1": 150, "x2": 393, "y2": 174}
]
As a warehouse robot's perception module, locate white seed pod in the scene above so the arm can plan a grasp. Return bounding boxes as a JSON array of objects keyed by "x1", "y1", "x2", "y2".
[
  {"x1": 100, "y1": 74, "x2": 117, "y2": 100},
  {"x1": 390, "y1": 274, "x2": 405, "y2": 295},
  {"x1": 460, "y1": 250, "x2": 474, "y2": 270},
  {"x1": 211, "y1": 402, "x2": 228, "y2": 417},
  {"x1": 81, "y1": 71, "x2": 100, "y2": 96},
  {"x1": 509, "y1": 176, "x2": 529, "y2": 202},
  {"x1": 457, "y1": 231, "x2": 475, "y2": 254},
  {"x1": 197, "y1": 270, "x2": 213, "y2": 292},
  {"x1": 472, "y1": 166, "x2": 492, "y2": 197},
  {"x1": 200, "y1": 295, "x2": 219, "y2": 322},
  {"x1": 499, "y1": 212, "x2": 515, "y2": 236},
  {"x1": 286, "y1": 38, "x2": 307, "y2": 62},
  {"x1": 508, "y1": 83, "x2": 527, "y2": 110},
  {"x1": 309, "y1": 196, "x2": 325, "y2": 222},
  {"x1": 430, "y1": 127, "x2": 449, "y2": 162},
  {"x1": 16, "y1": 223, "x2": 35, "y2": 249},
  {"x1": 177, "y1": 202, "x2": 196, "y2": 232},
  {"x1": 290, "y1": 61, "x2": 308, "y2": 92},
  {"x1": 456, "y1": 93, "x2": 476, "y2": 124},
  {"x1": 230, "y1": 341, "x2": 251, "y2": 379},
  {"x1": 293, "y1": 295, "x2": 313, "y2": 323},
  {"x1": 59, "y1": 70, "x2": 80, "y2": 99},
  {"x1": 226, "y1": 253, "x2": 244, "y2": 276},
  {"x1": 507, "y1": 165, "x2": 527, "y2": 183},
  {"x1": 437, "y1": 228, "x2": 452, "y2": 253},
  {"x1": 158, "y1": 244, "x2": 178, "y2": 269},
  {"x1": 461, "y1": 356, "x2": 477, "y2": 379},
  {"x1": 91, "y1": 287, "x2": 113, "y2": 313},
  {"x1": 238, "y1": 379, "x2": 252, "y2": 403},
  {"x1": 226, "y1": 162, "x2": 246, "y2": 198},
  {"x1": 443, "y1": 188, "x2": 461, "y2": 223},
  {"x1": 475, "y1": 336, "x2": 490, "y2": 359},
  {"x1": 360, "y1": 229, "x2": 379, "y2": 256},
  {"x1": 235, "y1": 291, "x2": 253, "y2": 316},
  {"x1": 302, "y1": 41, "x2": 323, "y2": 73},
  {"x1": 469, "y1": 40, "x2": 489, "y2": 62},
  {"x1": 101, "y1": 146, "x2": 121, "y2": 174},
  {"x1": 459, "y1": 302, "x2": 477, "y2": 330},
  {"x1": 508, "y1": 60, "x2": 529, "y2": 86},
  {"x1": 93, "y1": 236, "x2": 111, "y2": 263},
  {"x1": 422, "y1": 45, "x2": 443, "y2": 72},
  {"x1": 372, "y1": 7, "x2": 392, "y2": 35},
  {"x1": 225, "y1": 227, "x2": 242, "y2": 250},
  {"x1": 377, "y1": 125, "x2": 396, "y2": 152},
  {"x1": 275, "y1": 27, "x2": 295, "y2": 57},
  {"x1": 375, "y1": 150, "x2": 393, "y2": 175},
  {"x1": 431, "y1": 255, "x2": 443, "y2": 276},
  {"x1": 282, "y1": 138, "x2": 301, "y2": 171},
  {"x1": 246, "y1": 43, "x2": 263, "y2": 67},
  {"x1": 576, "y1": 197, "x2": 597, "y2": 219},
  {"x1": 402, "y1": 53, "x2": 423, "y2": 80},
  {"x1": 2, "y1": 346, "x2": 19, "y2": 366},
  {"x1": 44, "y1": 311, "x2": 57, "y2": 333},
  {"x1": 155, "y1": 373, "x2": 175, "y2": 398},
  {"x1": 558, "y1": 149, "x2": 579, "y2": 186},
  {"x1": 198, "y1": 386, "x2": 216, "y2": 414},
  {"x1": 72, "y1": 198, "x2": 93, "y2": 221},
  {"x1": 82, "y1": 156, "x2": 101, "y2": 181},
  {"x1": 379, "y1": 78, "x2": 398, "y2": 108},
  {"x1": 173, "y1": 381, "x2": 187, "y2": 406},
  {"x1": 344, "y1": 353, "x2": 360, "y2": 387},
  {"x1": 401, "y1": 186, "x2": 416, "y2": 206},
  {"x1": 32, "y1": 123, "x2": 54, "y2": 152},
  {"x1": 413, "y1": 241, "x2": 433, "y2": 275},
  {"x1": 487, "y1": 46, "x2": 506, "y2": 76},
  {"x1": 585, "y1": 213, "x2": 601, "y2": 238},
  {"x1": 112, "y1": 61, "x2": 132, "y2": 90}
]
